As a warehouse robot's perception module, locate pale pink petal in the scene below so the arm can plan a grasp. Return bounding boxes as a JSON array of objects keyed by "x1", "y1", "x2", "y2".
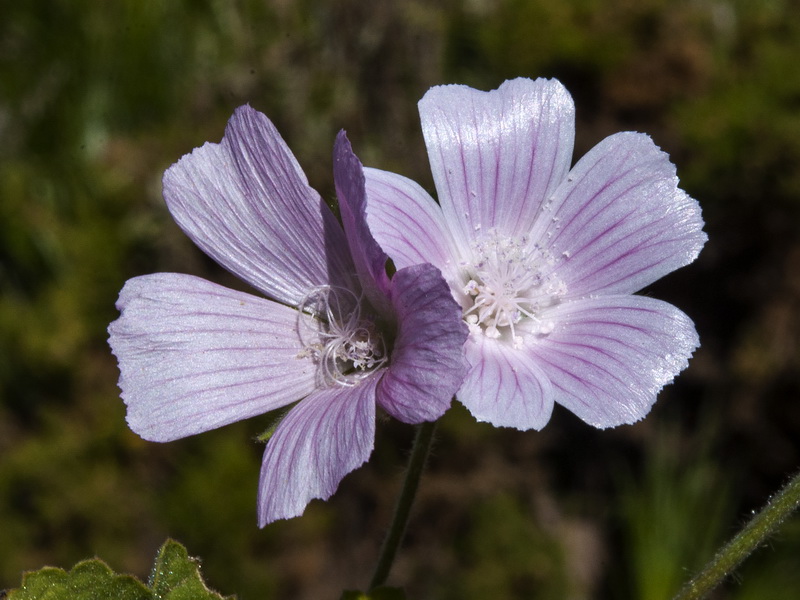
[
  {"x1": 333, "y1": 131, "x2": 393, "y2": 318},
  {"x1": 419, "y1": 77, "x2": 575, "y2": 251},
  {"x1": 457, "y1": 335, "x2": 554, "y2": 431},
  {"x1": 376, "y1": 263, "x2": 468, "y2": 423},
  {"x1": 162, "y1": 105, "x2": 354, "y2": 306},
  {"x1": 257, "y1": 374, "x2": 378, "y2": 525},
  {"x1": 108, "y1": 273, "x2": 318, "y2": 442},
  {"x1": 363, "y1": 167, "x2": 460, "y2": 277},
  {"x1": 528, "y1": 295, "x2": 699, "y2": 428},
  {"x1": 535, "y1": 132, "x2": 707, "y2": 297}
]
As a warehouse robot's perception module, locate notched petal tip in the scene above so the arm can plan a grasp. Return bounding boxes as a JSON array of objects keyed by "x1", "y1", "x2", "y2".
[
  {"x1": 532, "y1": 295, "x2": 700, "y2": 429},
  {"x1": 419, "y1": 76, "x2": 577, "y2": 248},
  {"x1": 540, "y1": 130, "x2": 708, "y2": 298},
  {"x1": 257, "y1": 376, "x2": 378, "y2": 526},
  {"x1": 160, "y1": 104, "x2": 354, "y2": 307}
]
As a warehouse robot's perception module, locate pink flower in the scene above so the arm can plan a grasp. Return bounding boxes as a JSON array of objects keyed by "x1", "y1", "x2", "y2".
[
  {"x1": 108, "y1": 107, "x2": 467, "y2": 525},
  {"x1": 365, "y1": 78, "x2": 707, "y2": 430}
]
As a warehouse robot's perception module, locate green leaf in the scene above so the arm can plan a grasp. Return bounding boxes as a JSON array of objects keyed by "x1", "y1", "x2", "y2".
[
  {"x1": 255, "y1": 406, "x2": 294, "y2": 443},
  {"x1": 6, "y1": 539, "x2": 233, "y2": 600},
  {"x1": 149, "y1": 539, "x2": 232, "y2": 600},
  {"x1": 7, "y1": 558, "x2": 150, "y2": 600}
]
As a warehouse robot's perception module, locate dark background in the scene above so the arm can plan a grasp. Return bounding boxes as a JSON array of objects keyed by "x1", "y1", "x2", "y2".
[{"x1": 2, "y1": 1, "x2": 799, "y2": 598}]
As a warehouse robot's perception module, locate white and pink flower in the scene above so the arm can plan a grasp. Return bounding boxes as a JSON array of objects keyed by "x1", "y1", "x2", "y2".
[{"x1": 365, "y1": 77, "x2": 707, "y2": 430}]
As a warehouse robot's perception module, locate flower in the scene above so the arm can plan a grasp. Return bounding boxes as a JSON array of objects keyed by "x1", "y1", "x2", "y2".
[
  {"x1": 364, "y1": 78, "x2": 707, "y2": 430},
  {"x1": 108, "y1": 106, "x2": 468, "y2": 526}
]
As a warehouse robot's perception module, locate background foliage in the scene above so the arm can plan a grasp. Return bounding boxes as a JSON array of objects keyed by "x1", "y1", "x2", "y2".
[{"x1": 2, "y1": 0, "x2": 800, "y2": 598}]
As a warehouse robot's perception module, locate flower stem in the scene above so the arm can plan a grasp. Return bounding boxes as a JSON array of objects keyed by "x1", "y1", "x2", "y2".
[
  {"x1": 673, "y1": 468, "x2": 800, "y2": 600},
  {"x1": 369, "y1": 420, "x2": 437, "y2": 591}
]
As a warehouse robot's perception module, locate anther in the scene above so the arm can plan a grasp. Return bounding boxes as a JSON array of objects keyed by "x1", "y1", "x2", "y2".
[{"x1": 459, "y1": 230, "x2": 566, "y2": 346}]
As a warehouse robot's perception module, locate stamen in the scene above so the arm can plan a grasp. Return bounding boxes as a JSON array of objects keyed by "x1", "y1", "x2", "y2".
[
  {"x1": 459, "y1": 229, "x2": 566, "y2": 347},
  {"x1": 296, "y1": 285, "x2": 388, "y2": 386}
]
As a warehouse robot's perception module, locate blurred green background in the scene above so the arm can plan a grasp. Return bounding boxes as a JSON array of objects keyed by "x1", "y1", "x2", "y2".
[{"x1": 2, "y1": 0, "x2": 800, "y2": 598}]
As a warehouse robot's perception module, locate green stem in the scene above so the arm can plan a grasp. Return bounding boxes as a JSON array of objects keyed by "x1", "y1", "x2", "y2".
[
  {"x1": 673, "y1": 468, "x2": 800, "y2": 600},
  {"x1": 369, "y1": 420, "x2": 437, "y2": 591}
]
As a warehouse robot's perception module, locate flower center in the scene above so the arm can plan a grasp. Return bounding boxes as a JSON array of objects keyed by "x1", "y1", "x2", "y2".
[
  {"x1": 460, "y1": 230, "x2": 566, "y2": 348},
  {"x1": 297, "y1": 285, "x2": 388, "y2": 386}
]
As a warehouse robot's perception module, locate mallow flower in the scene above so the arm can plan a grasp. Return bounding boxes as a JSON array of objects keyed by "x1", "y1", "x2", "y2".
[
  {"x1": 108, "y1": 106, "x2": 468, "y2": 526},
  {"x1": 364, "y1": 77, "x2": 707, "y2": 430}
]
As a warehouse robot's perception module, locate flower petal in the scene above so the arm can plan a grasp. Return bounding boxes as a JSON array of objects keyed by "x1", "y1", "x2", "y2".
[
  {"x1": 363, "y1": 167, "x2": 460, "y2": 277},
  {"x1": 528, "y1": 295, "x2": 700, "y2": 428},
  {"x1": 536, "y1": 132, "x2": 707, "y2": 297},
  {"x1": 419, "y1": 77, "x2": 575, "y2": 251},
  {"x1": 457, "y1": 335, "x2": 554, "y2": 431},
  {"x1": 333, "y1": 131, "x2": 393, "y2": 318},
  {"x1": 108, "y1": 273, "x2": 318, "y2": 442},
  {"x1": 376, "y1": 263, "x2": 469, "y2": 423},
  {"x1": 257, "y1": 374, "x2": 378, "y2": 525},
  {"x1": 162, "y1": 105, "x2": 354, "y2": 306}
]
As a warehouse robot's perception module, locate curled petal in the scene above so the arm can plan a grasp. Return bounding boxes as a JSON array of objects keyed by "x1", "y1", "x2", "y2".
[
  {"x1": 258, "y1": 374, "x2": 378, "y2": 525},
  {"x1": 377, "y1": 263, "x2": 469, "y2": 423},
  {"x1": 536, "y1": 132, "x2": 707, "y2": 297},
  {"x1": 364, "y1": 167, "x2": 460, "y2": 276},
  {"x1": 457, "y1": 335, "x2": 554, "y2": 431},
  {"x1": 163, "y1": 105, "x2": 355, "y2": 306},
  {"x1": 528, "y1": 295, "x2": 700, "y2": 428},
  {"x1": 420, "y1": 77, "x2": 575, "y2": 250},
  {"x1": 333, "y1": 131, "x2": 393, "y2": 318},
  {"x1": 108, "y1": 273, "x2": 317, "y2": 441}
]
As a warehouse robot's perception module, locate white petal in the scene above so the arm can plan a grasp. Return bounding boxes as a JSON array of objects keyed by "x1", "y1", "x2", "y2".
[
  {"x1": 535, "y1": 132, "x2": 707, "y2": 296},
  {"x1": 162, "y1": 105, "x2": 354, "y2": 306},
  {"x1": 419, "y1": 77, "x2": 575, "y2": 251},
  {"x1": 528, "y1": 295, "x2": 700, "y2": 428},
  {"x1": 457, "y1": 334, "x2": 554, "y2": 430},
  {"x1": 108, "y1": 273, "x2": 318, "y2": 441},
  {"x1": 364, "y1": 167, "x2": 460, "y2": 277}
]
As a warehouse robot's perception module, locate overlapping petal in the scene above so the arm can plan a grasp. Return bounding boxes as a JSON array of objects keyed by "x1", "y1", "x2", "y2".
[
  {"x1": 108, "y1": 273, "x2": 318, "y2": 442},
  {"x1": 333, "y1": 131, "x2": 392, "y2": 318},
  {"x1": 376, "y1": 263, "x2": 469, "y2": 423},
  {"x1": 534, "y1": 132, "x2": 707, "y2": 297},
  {"x1": 363, "y1": 167, "x2": 459, "y2": 276},
  {"x1": 527, "y1": 295, "x2": 700, "y2": 428},
  {"x1": 458, "y1": 336, "x2": 554, "y2": 430},
  {"x1": 419, "y1": 78, "x2": 575, "y2": 251},
  {"x1": 257, "y1": 374, "x2": 378, "y2": 525},
  {"x1": 162, "y1": 105, "x2": 355, "y2": 307}
]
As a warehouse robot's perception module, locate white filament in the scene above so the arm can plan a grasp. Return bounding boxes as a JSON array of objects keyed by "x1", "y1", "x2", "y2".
[
  {"x1": 460, "y1": 230, "x2": 566, "y2": 348},
  {"x1": 297, "y1": 285, "x2": 387, "y2": 386}
]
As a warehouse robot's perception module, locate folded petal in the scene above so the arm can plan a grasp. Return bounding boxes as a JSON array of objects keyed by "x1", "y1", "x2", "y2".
[
  {"x1": 162, "y1": 105, "x2": 355, "y2": 307},
  {"x1": 333, "y1": 131, "x2": 393, "y2": 318},
  {"x1": 257, "y1": 374, "x2": 378, "y2": 525},
  {"x1": 528, "y1": 295, "x2": 700, "y2": 428},
  {"x1": 419, "y1": 77, "x2": 575, "y2": 251},
  {"x1": 376, "y1": 263, "x2": 469, "y2": 423},
  {"x1": 535, "y1": 132, "x2": 707, "y2": 297},
  {"x1": 457, "y1": 335, "x2": 554, "y2": 431},
  {"x1": 108, "y1": 273, "x2": 318, "y2": 442},
  {"x1": 364, "y1": 167, "x2": 462, "y2": 279}
]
